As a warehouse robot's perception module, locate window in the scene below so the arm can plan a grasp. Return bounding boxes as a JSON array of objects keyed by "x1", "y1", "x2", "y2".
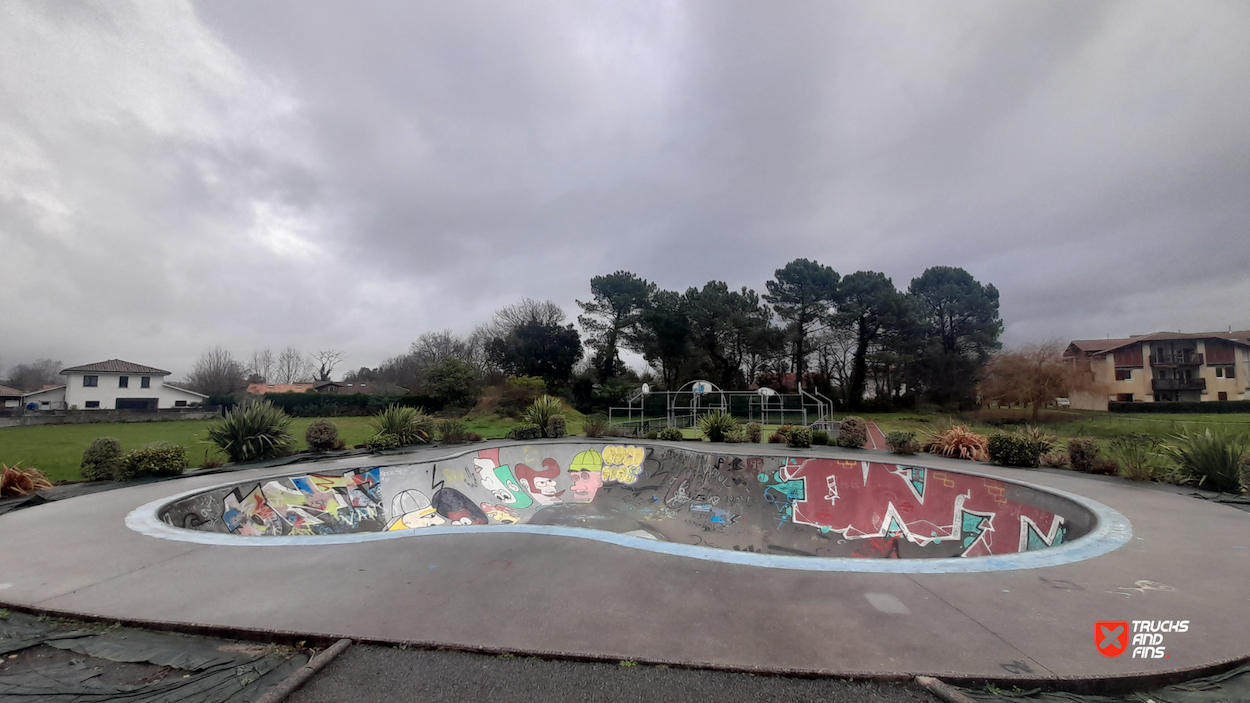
[
  {"x1": 1117, "y1": 393, "x2": 1135, "y2": 402},
  {"x1": 1219, "y1": 392, "x2": 1229, "y2": 401},
  {"x1": 85, "y1": 400, "x2": 100, "y2": 408},
  {"x1": 119, "y1": 376, "x2": 129, "y2": 388},
  {"x1": 1115, "y1": 369, "x2": 1132, "y2": 381},
  {"x1": 83, "y1": 375, "x2": 98, "y2": 387},
  {"x1": 175, "y1": 400, "x2": 188, "y2": 407},
  {"x1": 140, "y1": 376, "x2": 150, "y2": 388}
]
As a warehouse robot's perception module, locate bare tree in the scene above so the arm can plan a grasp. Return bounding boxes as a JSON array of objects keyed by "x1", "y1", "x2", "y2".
[
  {"x1": 311, "y1": 349, "x2": 346, "y2": 382},
  {"x1": 979, "y1": 341, "x2": 1098, "y2": 420},
  {"x1": 273, "y1": 347, "x2": 314, "y2": 384},
  {"x1": 484, "y1": 298, "x2": 566, "y2": 337},
  {"x1": 5, "y1": 359, "x2": 65, "y2": 391},
  {"x1": 245, "y1": 348, "x2": 275, "y2": 383},
  {"x1": 185, "y1": 347, "x2": 246, "y2": 397},
  {"x1": 410, "y1": 331, "x2": 474, "y2": 368}
]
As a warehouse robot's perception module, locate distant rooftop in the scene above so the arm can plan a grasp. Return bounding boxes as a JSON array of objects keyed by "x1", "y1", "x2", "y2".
[
  {"x1": 60, "y1": 359, "x2": 171, "y2": 375},
  {"x1": 1068, "y1": 330, "x2": 1250, "y2": 356}
]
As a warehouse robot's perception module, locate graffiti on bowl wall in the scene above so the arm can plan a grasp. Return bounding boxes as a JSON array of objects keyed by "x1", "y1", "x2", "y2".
[{"x1": 159, "y1": 444, "x2": 1090, "y2": 559}]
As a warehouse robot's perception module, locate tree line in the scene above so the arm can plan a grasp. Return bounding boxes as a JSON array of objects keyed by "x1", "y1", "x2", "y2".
[
  {"x1": 331, "y1": 260, "x2": 1003, "y2": 412},
  {"x1": 3, "y1": 259, "x2": 1005, "y2": 412}
]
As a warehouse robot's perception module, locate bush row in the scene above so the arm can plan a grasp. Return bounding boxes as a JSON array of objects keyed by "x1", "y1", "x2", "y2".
[
  {"x1": 1109, "y1": 400, "x2": 1250, "y2": 414},
  {"x1": 81, "y1": 437, "x2": 189, "y2": 481},
  {"x1": 263, "y1": 392, "x2": 446, "y2": 417}
]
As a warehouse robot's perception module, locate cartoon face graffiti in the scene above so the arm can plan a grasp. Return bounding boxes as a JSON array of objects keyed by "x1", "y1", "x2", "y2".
[
  {"x1": 481, "y1": 503, "x2": 520, "y2": 524},
  {"x1": 568, "y1": 449, "x2": 604, "y2": 503},
  {"x1": 473, "y1": 451, "x2": 533, "y2": 509},
  {"x1": 433, "y1": 487, "x2": 488, "y2": 525},
  {"x1": 386, "y1": 490, "x2": 446, "y2": 531},
  {"x1": 515, "y1": 459, "x2": 565, "y2": 505}
]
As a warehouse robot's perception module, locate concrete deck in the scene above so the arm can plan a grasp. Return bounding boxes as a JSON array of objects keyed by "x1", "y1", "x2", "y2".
[{"x1": 1, "y1": 442, "x2": 1248, "y2": 689}]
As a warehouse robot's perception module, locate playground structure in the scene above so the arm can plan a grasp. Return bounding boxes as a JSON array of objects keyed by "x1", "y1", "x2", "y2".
[{"x1": 607, "y1": 380, "x2": 836, "y2": 434}]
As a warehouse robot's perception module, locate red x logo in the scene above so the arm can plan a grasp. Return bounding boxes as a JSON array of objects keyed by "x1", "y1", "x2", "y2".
[{"x1": 1096, "y1": 621, "x2": 1129, "y2": 657}]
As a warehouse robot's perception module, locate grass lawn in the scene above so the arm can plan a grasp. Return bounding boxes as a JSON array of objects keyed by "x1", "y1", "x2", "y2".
[
  {"x1": 861, "y1": 409, "x2": 1250, "y2": 449},
  {"x1": 1, "y1": 418, "x2": 377, "y2": 483},
  {"x1": 5, "y1": 405, "x2": 1242, "y2": 484},
  {"x1": 0, "y1": 411, "x2": 589, "y2": 484}
]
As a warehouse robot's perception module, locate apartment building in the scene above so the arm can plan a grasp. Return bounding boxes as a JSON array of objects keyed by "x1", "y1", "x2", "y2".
[{"x1": 1064, "y1": 330, "x2": 1250, "y2": 410}]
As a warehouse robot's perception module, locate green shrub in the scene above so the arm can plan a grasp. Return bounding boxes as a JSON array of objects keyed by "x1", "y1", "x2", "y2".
[
  {"x1": 811, "y1": 430, "x2": 830, "y2": 446},
  {"x1": 1068, "y1": 437, "x2": 1101, "y2": 473},
  {"x1": 697, "y1": 411, "x2": 739, "y2": 442},
  {"x1": 117, "y1": 442, "x2": 188, "y2": 480},
  {"x1": 836, "y1": 416, "x2": 867, "y2": 449},
  {"x1": 524, "y1": 395, "x2": 566, "y2": 438},
  {"x1": 1109, "y1": 436, "x2": 1165, "y2": 482},
  {"x1": 1241, "y1": 453, "x2": 1250, "y2": 492},
  {"x1": 1091, "y1": 458, "x2": 1120, "y2": 476},
  {"x1": 363, "y1": 433, "x2": 403, "y2": 452},
  {"x1": 426, "y1": 356, "x2": 481, "y2": 407},
  {"x1": 987, "y1": 433, "x2": 1042, "y2": 468},
  {"x1": 1018, "y1": 425, "x2": 1057, "y2": 454},
  {"x1": 657, "y1": 427, "x2": 684, "y2": 441},
  {"x1": 767, "y1": 425, "x2": 793, "y2": 444},
  {"x1": 369, "y1": 404, "x2": 434, "y2": 446},
  {"x1": 437, "y1": 419, "x2": 469, "y2": 444},
  {"x1": 582, "y1": 413, "x2": 609, "y2": 438},
  {"x1": 305, "y1": 420, "x2": 339, "y2": 452},
  {"x1": 206, "y1": 400, "x2": 297, "y2": 463},
  {"x1": 787, "y1": 426, "x2": 813, "y2": 449},
  {"x1": 1040, "y1": 450, "x2": 1069, "y2": 468},
  {"x1": 547, "y1": 415, "x2": 567, "y2": 439},
  {"x1": 81, "y1": 437, "x2": 123, "y2": 481},
  {"x1": 885, "y1": 430, "x2": 920, "y2": 455},
  {"x1": 1163, "y1": 430, "x2": 1248, "y2": 494},
  {"x1": 745, "y1": 422, "x2": 762, "y2": 444},
  {"x1": 508, "y1": 423, "x2": 543, "y2": 441},
  {"x1": 725, "y1": 424, "x2": 747, "y2": 443},
  {"x1": 500, "y1": 376, "x2": 548, "y2": 416}
]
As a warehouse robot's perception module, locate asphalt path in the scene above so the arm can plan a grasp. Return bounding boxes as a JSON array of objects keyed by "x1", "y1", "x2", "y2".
[{"x1": 286, "y1": 644, "x2": 941, "y2": 703}]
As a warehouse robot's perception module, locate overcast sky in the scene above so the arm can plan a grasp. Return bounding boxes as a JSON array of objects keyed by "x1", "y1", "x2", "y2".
[{"x1": 2, "y1": 1, "x2": 1249, "y2": 378}]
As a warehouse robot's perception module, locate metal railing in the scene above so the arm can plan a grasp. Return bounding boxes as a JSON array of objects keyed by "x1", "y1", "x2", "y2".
[
  {"x1": 1149, "y1": 353, "x2": 1203, "y2": 366},
  {"x1": 1151, "y1": 378, "x2": 1206, "y2": 392}
]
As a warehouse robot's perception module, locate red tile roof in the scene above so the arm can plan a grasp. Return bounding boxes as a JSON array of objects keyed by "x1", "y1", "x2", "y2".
[{"x1": 0, "y1": 385, "x2": 23, "y2": 397}]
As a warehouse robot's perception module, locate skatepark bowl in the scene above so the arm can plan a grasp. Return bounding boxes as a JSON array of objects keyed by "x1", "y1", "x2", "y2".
[{"x1": 132, "y1": 442, "x2": 1131, "y2": 574}]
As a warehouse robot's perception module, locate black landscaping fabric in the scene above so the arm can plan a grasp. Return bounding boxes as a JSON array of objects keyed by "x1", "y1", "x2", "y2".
[
  {"x1": 0, "y1": 610, "x2": 309, "y2": 702},
  {"x1": 958, "y1": 663, "x2": 1250, "y2": 702}
]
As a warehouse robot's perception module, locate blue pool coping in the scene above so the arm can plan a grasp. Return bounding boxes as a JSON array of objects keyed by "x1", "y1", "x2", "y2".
[{"x1": 125, "y1": 443, "x2": 1132, "y2": 574}]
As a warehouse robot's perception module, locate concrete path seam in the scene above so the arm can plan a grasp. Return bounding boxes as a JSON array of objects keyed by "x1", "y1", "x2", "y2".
[
  {"x1": 906, "y1": 574, "x2": 1055, "y2": 678},
  {"x1": 254, "y1": 638, "x2": 353, "y2": 703},
  {"x1": 31, "y1": 543, "x2": 208, "y2": 607}
]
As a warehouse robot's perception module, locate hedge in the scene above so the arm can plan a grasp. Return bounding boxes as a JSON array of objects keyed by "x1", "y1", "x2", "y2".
[
  {"x1": 263, "y1": 392, "x2": 446, "y2": 417},
  {"x1": 1108, "y1": 400, "x2": 1250, "y2": 414}
]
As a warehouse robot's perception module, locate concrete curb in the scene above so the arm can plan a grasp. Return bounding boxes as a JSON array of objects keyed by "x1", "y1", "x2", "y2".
[
  {"x1": 0, "y1": 600, "x2": 1246, "y2": 696},
  {"x1": 254, "y1": 638, "x2": 353, "y2": 703},
  {"x1": 915, "y1": 676, "x2": 979, "y2": 703}
]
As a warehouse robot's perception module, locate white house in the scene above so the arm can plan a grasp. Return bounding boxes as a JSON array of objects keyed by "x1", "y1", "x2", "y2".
[{"x1": 23, "y1": 359, "x2": 208, "y2": 410}]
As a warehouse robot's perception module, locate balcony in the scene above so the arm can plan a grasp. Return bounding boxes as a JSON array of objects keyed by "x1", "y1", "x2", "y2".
[
  {"x1": 1149, "y1": 353, "x2": 1203, "y2": 367},
  {"x1": 1152, "y1": 378, "x2": 1207, "y2": 392}
]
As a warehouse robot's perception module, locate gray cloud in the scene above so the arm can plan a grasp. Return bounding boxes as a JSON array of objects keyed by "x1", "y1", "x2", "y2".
[{"x1": 2, "y1": 0, "x2": 1248, "y2": 377}]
